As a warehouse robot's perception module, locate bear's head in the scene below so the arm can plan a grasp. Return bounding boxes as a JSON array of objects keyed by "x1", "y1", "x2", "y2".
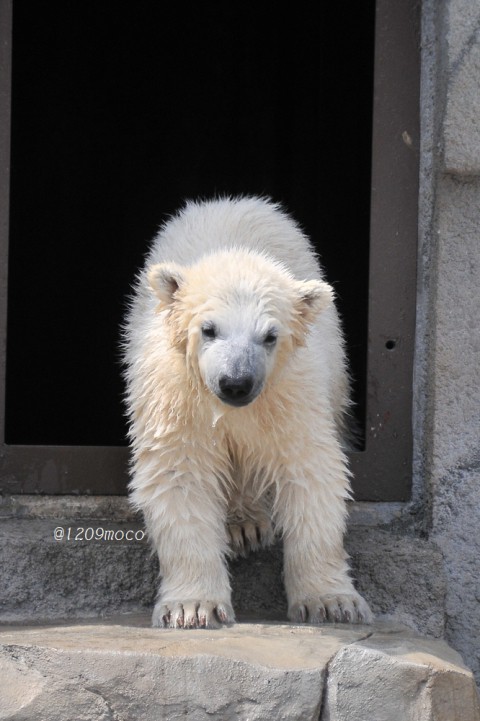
[{"x1": 148, "y1": 250, "x2": 333, "y2": 408}]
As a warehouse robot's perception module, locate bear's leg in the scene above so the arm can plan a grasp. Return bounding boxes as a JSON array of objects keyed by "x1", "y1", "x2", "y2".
[
  {"x1": 275, "y1": 454, "x2": 373, "y2": 625},
  {"x1": 134, "y1": 472, "x2": 235, "y2": 629},
  {"x1": 227, "y1": 489, "x2": 274, "y2": 557}
]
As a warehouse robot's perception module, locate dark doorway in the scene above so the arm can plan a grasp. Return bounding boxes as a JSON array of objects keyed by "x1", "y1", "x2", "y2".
[{"x1": 6, "y1": 4, "x2": 375, "y2": 448}]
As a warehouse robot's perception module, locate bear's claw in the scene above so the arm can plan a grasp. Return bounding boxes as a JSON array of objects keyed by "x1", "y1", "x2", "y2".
[
  {"x1": 288, "y1": 593, "x2": 373, "y2": 625},
  {"x1": 153, "y1": 600, "x2": 235, "y2": 629},
  {"x1": 228, "y1": 518, "x2": 274, "y2": 557}
]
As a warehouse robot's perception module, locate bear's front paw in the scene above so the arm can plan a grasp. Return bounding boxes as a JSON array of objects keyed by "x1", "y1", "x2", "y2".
[
  {"x1": 152, "y1": 599, "x2": 235, "y2": 629},
  {"x1": 288, "y1": 593, "x2": 373, "y2": 625}
]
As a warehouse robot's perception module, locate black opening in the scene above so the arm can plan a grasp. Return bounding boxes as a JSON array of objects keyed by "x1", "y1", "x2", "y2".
[{"x1": 6, "y1": 3, "x2": 375, "y2": 446}]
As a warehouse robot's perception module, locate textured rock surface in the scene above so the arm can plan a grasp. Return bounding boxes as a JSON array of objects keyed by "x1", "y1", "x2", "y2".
[
  {"x1": 0, "y1": 617, "x2": 478, "y2": 721},
  {"x1": 416, "y1": 0, "x2": 480, "y2": 686},
  {"x1": 0, "y1": 618, "x2": 363, "y2": 721},
  {"x1": 0, "y1": 518, "x2": 157, "y2": 621},
  {"x1": 442, "y1": 2, "x2": 480, "y2": 175},
  {"x1": 325, "y1": 632, "x2": 480, "y2": 721},
  {"x1": 427, "y1": 178, "x2": 480, "y2": 684}
]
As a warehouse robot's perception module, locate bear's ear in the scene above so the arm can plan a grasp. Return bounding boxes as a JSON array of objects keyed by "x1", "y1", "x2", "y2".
[
  {"x1": 294, "y1": 279, "x2": 333, "y2": 324},
  {"x1": 147, "y1": 263, "x2": 185, "y2": 305}
]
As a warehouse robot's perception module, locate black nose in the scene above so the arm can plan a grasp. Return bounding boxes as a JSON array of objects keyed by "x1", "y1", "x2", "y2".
[{"x1": 218, "y1": 374, "x2": 254, "y2": 405}]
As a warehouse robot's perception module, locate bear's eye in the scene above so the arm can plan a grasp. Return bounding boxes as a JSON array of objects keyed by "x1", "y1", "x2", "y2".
[
  {"x1": 263, "y1": 330, "x2": 278, "y2": 346},
  {"x1": 201, "y1": 323, "x2": 217, "y2": 340}
]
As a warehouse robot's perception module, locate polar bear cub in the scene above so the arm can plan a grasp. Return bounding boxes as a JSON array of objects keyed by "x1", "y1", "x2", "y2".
[{"x1": 124, "y1": 196, "x2": 372, "y2": 628}]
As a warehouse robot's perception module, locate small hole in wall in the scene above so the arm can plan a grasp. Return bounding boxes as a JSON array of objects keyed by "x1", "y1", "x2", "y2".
[{"x1": 385, "y1": 339, "x2": 396, "y2": 350}]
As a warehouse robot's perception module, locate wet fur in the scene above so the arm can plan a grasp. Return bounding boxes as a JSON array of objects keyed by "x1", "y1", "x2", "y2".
[{"x1": 124, "y1": 197, "x2": 372, "y2": 628}]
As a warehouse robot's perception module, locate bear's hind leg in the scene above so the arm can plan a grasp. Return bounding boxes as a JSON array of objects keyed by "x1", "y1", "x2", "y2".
[{"x1": 227, "y1": 489, "x2": 274, "y2": 557}]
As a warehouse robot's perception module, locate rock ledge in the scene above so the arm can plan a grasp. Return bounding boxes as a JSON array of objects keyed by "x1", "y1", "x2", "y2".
[{"x1": 0, "y1": 615, "x2": 478, "y2": 721}]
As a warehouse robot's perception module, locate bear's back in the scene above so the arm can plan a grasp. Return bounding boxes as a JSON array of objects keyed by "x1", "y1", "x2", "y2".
[{"x1": 146, "y1": 197, "x2": 323, "y2": 282}]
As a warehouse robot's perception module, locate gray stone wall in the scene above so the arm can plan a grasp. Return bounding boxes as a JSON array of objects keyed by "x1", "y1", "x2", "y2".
[{"x1": 416, "y1": 0, "x2": 480, "y2": 682}]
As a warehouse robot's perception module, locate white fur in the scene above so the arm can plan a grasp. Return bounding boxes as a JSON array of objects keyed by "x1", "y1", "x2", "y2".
[{"x1": 124, "y1": 196, "x2": 372, "y2": 628}]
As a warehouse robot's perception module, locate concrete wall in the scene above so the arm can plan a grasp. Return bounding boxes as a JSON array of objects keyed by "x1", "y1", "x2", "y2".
[
  {"x1": 1, "y1": 0, "x2": 480, "y2": 687},
  {"x1": 417, "y1": 0, "x2": 480, "y2": 685}
]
